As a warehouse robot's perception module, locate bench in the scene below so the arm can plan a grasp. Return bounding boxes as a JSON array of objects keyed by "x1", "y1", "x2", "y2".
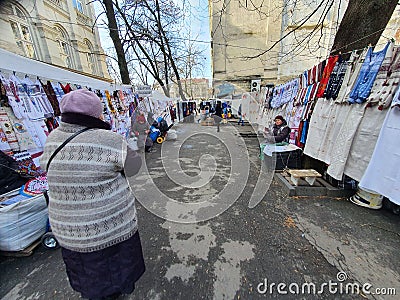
[{"x1": 287, "y1": 169, "x2": 322, "y2": 186}]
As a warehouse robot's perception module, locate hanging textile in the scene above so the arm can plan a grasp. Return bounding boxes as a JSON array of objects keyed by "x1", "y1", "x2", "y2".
[
  {"x1": 326, "y1": 104, "x2": 366, "y2": 180},
  {"x1": 323, "y1": 56, "x2": 349, "y2": 100},
  {"x1": 2, "y1": 107, "x2": 36, "y2": 151},
  {"x1": 348, "y1": 43, "x2": 390, "y2": 104},
  {"x1": 299, "y1": 120, "x2": 308, "y2": 144},
  {"x1": 40, "y1": 79, "x2": 61, "y2": 116},
  {"x1": 303, "y1": 99, "x2": 331, "y2": 159},
  {"x1": 44, "y1": 117, "x2": 59, "y2": 133},
  {"x1": 0, "y1": 107, "x2": 19, "y2": 151},
  {"x1": 0, "y1": 127, "x2": 11, "y2": 151},
  {"x1": 10, "y1": 74, "x2": 43, "y2": 121},
  {"x1": 105, "y1": 90, "x2": 116, "y2": 114},
  {"x1": 366, "y1": 44, "x2": 400, "y2": 109},
  {"x1": 359, "y1": 104, "x2": 400, "y2": 205},
  {"x1": 317, "y1": 60, "x2": 326, "y2": 82},
  {"x1": 0, "y1": 74, "x2": 28, "y2": 119},
  {"x1": 393, "y1": 83, "x2": 400, "y2": 107},
  {"x1": 51, "y1": 82, "x2": 65, "y2": 102},
  {"x1": 60, "y1": 82, "x2": 72, "y2": 94},
  {"x1": 343, "y1": 106, "x2": 388, "y2": 182},
  {"x1": 316, "y1": 55, "x2": 339, "y2": 98},
  {"x1": 335, "y1": 50, "x2": 368, "y2": 104},
  {"x1": 21, "y1": 76, "x2": 53, "y2": 117}
]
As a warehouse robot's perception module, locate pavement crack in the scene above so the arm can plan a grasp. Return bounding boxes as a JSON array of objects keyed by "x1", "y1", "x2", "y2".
[{"x1": 360, "y1": 223, "x2": 400, "y2": 237}]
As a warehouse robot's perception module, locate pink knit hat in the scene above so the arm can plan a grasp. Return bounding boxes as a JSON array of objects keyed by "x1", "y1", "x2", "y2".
[{"x1": 60, "y1": 89, "x2": 103, "y2": 118}]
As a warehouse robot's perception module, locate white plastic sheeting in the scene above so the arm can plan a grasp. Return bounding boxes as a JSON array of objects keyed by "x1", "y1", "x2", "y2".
[{"x1": 0, "y1": 190, "x2": 48, "y2": 252}]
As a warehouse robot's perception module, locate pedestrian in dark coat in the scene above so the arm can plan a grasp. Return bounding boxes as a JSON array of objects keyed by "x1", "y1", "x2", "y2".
[
  {"x1": 213, "y1": 102, "x2": 223, "y2": 132},
  {"x1": 40, "y1": 89, "x2": 145, "y2": 300}
]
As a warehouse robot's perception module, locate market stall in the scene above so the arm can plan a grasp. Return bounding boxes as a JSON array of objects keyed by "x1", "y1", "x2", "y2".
[{"x1": 0, "y1": 49, "x2": 137, "y2": 253}]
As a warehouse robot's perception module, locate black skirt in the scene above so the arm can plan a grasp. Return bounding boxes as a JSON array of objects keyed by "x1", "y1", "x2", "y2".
[{"x1": 61, "y1": 231, "x2": 145, "y2": 299}]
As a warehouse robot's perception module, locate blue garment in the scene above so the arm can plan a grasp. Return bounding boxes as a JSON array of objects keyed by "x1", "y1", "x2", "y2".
[
  {"x1": 348, "y1": 43, "x2": 390, "y2": 104},
  {"x1": 300, "y1": 121, "x2": 308, "y2": 144}
]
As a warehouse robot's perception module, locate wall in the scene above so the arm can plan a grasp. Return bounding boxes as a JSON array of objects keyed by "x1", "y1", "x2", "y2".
[{"x1": 210, "y1": 0, "x2": 349, "y2": 87}]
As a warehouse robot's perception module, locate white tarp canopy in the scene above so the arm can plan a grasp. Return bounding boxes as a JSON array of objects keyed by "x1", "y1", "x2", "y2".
[{"x1": 0, "y1": 48, "x2": 130, "y2": 91}]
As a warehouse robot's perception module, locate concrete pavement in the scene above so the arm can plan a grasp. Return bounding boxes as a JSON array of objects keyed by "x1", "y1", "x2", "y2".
[{"x1": 1, "y1": 121, "x2": 399, "y2": 299}]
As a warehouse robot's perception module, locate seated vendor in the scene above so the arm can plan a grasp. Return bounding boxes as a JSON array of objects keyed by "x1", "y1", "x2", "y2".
[{"x1": 264, "y1": 115, "x2": 290, "y2": 143}]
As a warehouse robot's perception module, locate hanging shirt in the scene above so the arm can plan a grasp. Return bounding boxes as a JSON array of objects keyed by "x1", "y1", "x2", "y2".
[
  {"x1": 39, "y1": 79, "x2": 61, "y2": 116},
  {"x1": 316, "y1": 55, "x2": 339, "y2": 98},
  {"x1": 0, "y1": 74, "x2": 28, "y2": 119},
  {"x1": 323, "y1": 56, "x2": 349, "y2": 100},
  {"x1": 367, "y1": 44, "x2": 400, "y2": 109},
  {"x1": 348, "y1": 43, "x2": 390, "y2": 104}
]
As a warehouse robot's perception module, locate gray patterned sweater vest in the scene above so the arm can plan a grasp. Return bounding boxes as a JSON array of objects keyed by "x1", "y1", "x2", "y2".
[{"x1": 40, "y1": 122, "x2": 138, "y2": 253}]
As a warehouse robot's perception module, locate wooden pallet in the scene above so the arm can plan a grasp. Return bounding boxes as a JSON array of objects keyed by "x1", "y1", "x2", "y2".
[
  {"x1": 287, "y1": 169, "x2": 322, "y2": 186},
  {"x1": 0, "y1": 239, "x2": 41, "y2": 257}
]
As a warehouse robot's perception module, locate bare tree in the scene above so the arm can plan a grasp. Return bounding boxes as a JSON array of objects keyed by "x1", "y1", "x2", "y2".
[
  {"x1": 102, "y1": 0, "x2": 130, "y2": 84},
  {"x1": 94, "y1": 0, "x2": 207, "y2": 99}
]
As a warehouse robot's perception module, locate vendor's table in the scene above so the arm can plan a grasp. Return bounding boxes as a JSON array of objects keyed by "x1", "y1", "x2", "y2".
[{"x1": 262, "y1": 143, "x2": 302, "y2": 170}]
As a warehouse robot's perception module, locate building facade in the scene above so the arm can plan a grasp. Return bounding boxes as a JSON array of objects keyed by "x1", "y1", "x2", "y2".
[
  {"x1": 154, "y1": 78, "x2": 211, "y2": 100},
  {"x1": 0, "y1": 0, "x2": 110, "y2": 79},
  {"x1": 175, "y1": 78, "x2": 211, "y2": 100},
  {"x1": 209, "y1": 0, "x2": 348, "y2": 92}
]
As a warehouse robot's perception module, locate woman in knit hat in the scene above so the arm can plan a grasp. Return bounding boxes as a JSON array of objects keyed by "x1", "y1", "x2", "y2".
[
  {"x1": 264, "y1": 115, "x2": 291, "y2": 143},
  {"x1": 131, "y1": 112, "x2": 151, "y2": 152},
  {"x1": 40, "y1": 89, "x2": 145, "y2": 300}
]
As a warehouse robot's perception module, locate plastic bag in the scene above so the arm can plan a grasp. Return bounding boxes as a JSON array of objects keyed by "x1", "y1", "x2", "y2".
[{"x1": 127, "y1": 137, "x2": 139, "y2": 151}]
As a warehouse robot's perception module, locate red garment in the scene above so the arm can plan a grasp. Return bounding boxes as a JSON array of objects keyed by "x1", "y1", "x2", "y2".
[
  {"x1": 316, "y1": 55, "x2": 339, "y2": 98},
  {"x1": 40, "y1": 80, "x2": 61, "y2": 116},
  {"x1": 296, "y1": 121, "x2": 305, "y2": 148},
  {"x1": 318, "y1": 60, "x2": 326, "y2": 82},
  {"x1": 60, "y1": 83, "x2": 72, "y2": 94}
]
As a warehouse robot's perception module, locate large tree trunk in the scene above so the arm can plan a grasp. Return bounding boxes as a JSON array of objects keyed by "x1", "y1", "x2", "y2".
[
  {"x1": 331, "y1": 0, "x2": 398, "y2": 55},
  {"x1": 103, "y1": 0, "x2": 131, "y2": 84}
]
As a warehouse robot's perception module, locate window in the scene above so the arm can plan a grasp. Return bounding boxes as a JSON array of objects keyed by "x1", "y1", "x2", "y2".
[
  {"x1": 85, "y1": 40, "x2": 98, "y2": 75},
  {"x1": 7, "y1": 4, "x2": 36, "y2": 59},
  {"x1": 73, "y1": 0, "x2": 84, "y2": 14},
  {"x1": 48, "y1": 0, "x2": 62, "y2": 7},
  {"x1": 55, "y1": 26, "x2": 74, "y2": 69}
]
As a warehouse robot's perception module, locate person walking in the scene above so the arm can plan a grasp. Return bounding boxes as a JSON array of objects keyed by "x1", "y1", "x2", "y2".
[
  {"x1": 214, "y1": 102, "x2": 223, "y2": 132},
  {"x1": 237, "y1": 103, "x2": 244, "y2": 126},
  {"x1": 131, "y1": 112, "x2": 150, "y2": 152},
  {"x1": 40, "y1": 89, "x2": 145, "y2": 300}
]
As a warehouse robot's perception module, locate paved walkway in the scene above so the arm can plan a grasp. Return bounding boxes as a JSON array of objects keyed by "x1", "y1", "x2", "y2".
[{"x1": 1, "y1": 122, "x2": 399, "y2": 299}]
